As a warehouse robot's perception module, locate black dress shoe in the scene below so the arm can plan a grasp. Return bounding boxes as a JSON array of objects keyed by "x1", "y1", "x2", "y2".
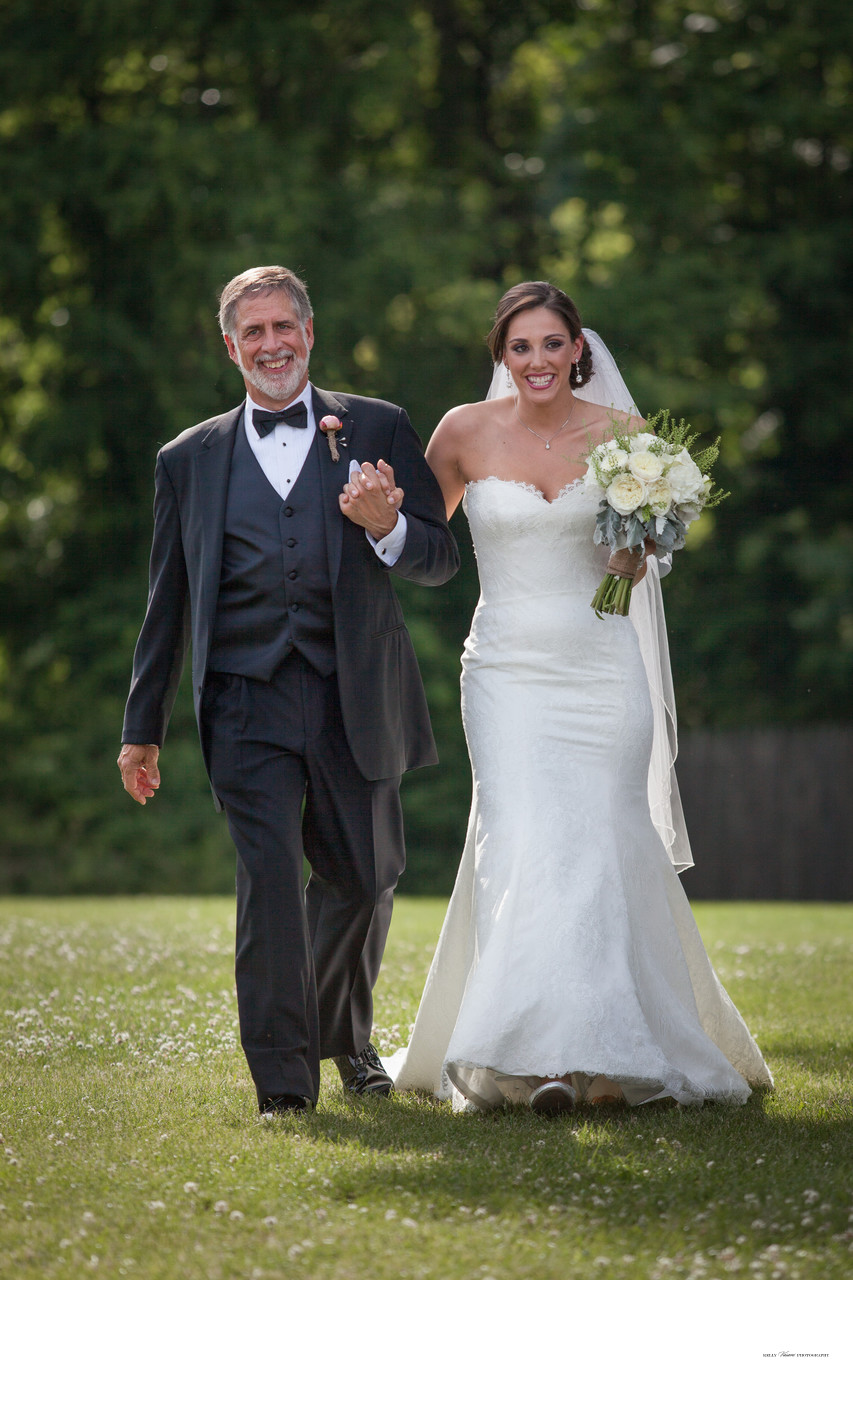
[
  {"x1": 333, "y1": 1043, "x2": 393, "y2": 1096},
  {"x1": 260, "y1": 1094, "x2": 313, "y2": 1118}
]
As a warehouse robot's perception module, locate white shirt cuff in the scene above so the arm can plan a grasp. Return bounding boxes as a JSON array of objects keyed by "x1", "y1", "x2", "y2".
[{"x1": 366, "y1": 512, "x2": 407, "y2": 566}]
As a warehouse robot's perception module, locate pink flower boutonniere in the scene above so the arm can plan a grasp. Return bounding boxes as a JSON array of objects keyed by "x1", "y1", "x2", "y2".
[{"x1": 319, "y1": 414, "x2": 343, "y2": 462}]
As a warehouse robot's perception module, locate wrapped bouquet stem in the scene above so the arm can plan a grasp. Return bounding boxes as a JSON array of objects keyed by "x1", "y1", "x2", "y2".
[
  {"x1": 592, "y1": 546, "x2": 648, "y2": 617},
  {"x1": 584, "y1": 410, "x2": 727, "y2": 618}
]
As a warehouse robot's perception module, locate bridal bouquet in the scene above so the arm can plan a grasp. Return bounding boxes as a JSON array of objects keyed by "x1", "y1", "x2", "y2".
[{"x1": 583, "y1": 411, "x2": 726, "y2": 617}]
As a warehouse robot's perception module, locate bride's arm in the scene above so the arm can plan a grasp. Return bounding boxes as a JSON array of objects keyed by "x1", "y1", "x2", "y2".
[{"x1": 426, "y1": 408, "x2": 470, "y2": 519}]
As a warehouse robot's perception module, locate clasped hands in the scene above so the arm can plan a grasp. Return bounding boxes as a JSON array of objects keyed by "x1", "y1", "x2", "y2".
[{"x1": 339, "y1": 459, "x2": 403, "y2": 540}]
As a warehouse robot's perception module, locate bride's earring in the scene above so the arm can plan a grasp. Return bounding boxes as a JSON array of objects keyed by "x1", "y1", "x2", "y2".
[
  {"x1": 574, "y1": 360, "x2": 581, "y2": 388},
  {"x1": 505, "y1": 365, "x2": 513, "y2": 388}
]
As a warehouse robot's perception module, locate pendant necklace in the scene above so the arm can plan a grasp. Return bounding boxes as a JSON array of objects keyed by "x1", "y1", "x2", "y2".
[{"x1": 514, "y1": 396, "x2": 577, "y2": 451}]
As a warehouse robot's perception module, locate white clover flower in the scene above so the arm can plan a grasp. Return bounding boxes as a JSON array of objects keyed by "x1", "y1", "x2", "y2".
[
  {"x1": 606, "y1": 472, "x2": 648, "y2": 516},
  {"x1": 213, "y1": 1200, "x2": 229, "y2": 1214},
  {"x1": 263, "y1": 1215, "x2": 277, "y2": 1227},
  {"x1": 183, "y1": 1182, "x2": 199, "y2": 1194},
  {"x1": 147, "y1": 1200, "x2": 166, "y2": 1211},
  {"x1": 229, "y1": 1210, "x2": 244, "y2": 1221}
]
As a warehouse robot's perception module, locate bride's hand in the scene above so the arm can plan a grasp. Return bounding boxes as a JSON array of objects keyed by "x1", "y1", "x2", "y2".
[{"x1": 631, "y1": 538, "x2": 658, "y2": 586}]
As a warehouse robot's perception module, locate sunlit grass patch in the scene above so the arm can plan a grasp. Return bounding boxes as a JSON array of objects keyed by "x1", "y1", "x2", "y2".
[{"x1": 0, "y1": 897, "x2": 850, "y2": 1280}]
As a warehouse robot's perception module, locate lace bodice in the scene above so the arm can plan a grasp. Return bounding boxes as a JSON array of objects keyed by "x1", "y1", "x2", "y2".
[{"x1": 463, "y1": 477, "x2": 608, "y2": 604}]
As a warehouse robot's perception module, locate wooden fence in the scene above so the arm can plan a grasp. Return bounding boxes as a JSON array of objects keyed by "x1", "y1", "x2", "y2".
[{"x1": 675, "y1": 726, "x2": 853, "y2": 902}]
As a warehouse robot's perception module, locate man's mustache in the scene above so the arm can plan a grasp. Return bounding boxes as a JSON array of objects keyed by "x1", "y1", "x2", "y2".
[{"x1": 254, "y1": 350, "x2": 293, "y2": 365}]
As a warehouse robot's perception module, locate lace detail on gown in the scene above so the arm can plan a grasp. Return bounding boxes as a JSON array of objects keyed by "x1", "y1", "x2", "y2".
[
  {"x1": 467, "y1": 475, "x2": 589, "y2": 506},
  {"x1": 385, "y1": 478, "x2": 772, "y2": 1111}
]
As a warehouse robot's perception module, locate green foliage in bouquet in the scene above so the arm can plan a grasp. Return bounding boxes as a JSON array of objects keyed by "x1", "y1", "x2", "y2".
[{"x1": 643, "y1": 410, "x2": 725, "y2": 491}]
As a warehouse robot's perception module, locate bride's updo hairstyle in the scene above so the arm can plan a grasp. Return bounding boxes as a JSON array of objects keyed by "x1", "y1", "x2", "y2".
[{"x1": 487, "y1": 281, "x2": 594, "y2": 390}]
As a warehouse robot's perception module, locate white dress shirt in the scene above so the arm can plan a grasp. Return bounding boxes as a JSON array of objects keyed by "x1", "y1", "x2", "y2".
[{"x1": 244, "y1": 388, "x2": 407, "y2": 567}]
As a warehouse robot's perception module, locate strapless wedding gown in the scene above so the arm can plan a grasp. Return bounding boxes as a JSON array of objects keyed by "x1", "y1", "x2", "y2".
[{"x1": 387, "y1": 477, "x2": 772, "y2": 1110}]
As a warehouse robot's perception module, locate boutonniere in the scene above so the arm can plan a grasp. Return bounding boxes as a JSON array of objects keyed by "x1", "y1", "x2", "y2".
[{"x1": 319, "y1": 414, "x2": 344, "y2": 462}]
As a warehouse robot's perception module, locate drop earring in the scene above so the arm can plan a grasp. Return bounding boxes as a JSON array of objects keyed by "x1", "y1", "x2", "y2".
[
  {"x1": 573, "y1": 359, "x2": 581, "y2": 388},
  {"x1": 505, "y1": 365, "x2": 513, "y2": 388}
]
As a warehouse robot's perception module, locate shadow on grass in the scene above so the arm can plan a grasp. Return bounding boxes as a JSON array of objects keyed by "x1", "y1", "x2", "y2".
[
  {"x1": 253, "y1": 1083, "x2": 851, "y2": 1227},
  {"x1": 264, "y1": 1089, "x2": 749, "y2": 1190}
]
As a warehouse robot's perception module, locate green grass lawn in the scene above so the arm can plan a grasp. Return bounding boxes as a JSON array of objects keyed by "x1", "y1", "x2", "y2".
[{"x1": 0, "y1": 897, "x2": 850, "y2": 1280}]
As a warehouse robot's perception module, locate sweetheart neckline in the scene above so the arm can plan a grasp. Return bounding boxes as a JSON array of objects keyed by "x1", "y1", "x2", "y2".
[{"x1": 465, "y1": 476, "x2": 587, "y2": 507}]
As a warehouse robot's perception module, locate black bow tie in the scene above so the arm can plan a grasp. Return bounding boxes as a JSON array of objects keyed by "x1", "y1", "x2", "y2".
[{"x1": 252, "y1": 401, "x2": 308, "y2": 438}]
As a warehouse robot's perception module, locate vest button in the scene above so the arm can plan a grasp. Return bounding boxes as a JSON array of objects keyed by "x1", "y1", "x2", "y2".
[
  {"x1": 290, "y1": 603, "x2": 300, "y2": 612},
  {"x1": 283, "y1": 506, "x2": 294, "y2": 517},
  {"x1": 288, "y1": 570, "x2": 298, "y2": 579},
  {"x1": 286, "y1": 537, "x2": 297, "y2": 548}
]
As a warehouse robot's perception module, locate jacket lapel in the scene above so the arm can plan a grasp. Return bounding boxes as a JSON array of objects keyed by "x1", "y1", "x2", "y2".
[
  {"x1": 195, "y1": 403, "x2": 243, "y2": 661},
  {"x1": 311, "y1": 385, "x2": 352, "y2": 590}
]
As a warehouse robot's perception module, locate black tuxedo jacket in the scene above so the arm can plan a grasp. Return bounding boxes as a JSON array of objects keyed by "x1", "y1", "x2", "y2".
[{"x1": 122, "y1": 385, "x2": 459, "y2": 785}]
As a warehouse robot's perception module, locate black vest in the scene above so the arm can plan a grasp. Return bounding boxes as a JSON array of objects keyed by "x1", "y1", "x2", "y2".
[{"x1": 207, "y1": 419, "x2": 336, "y2": 679}]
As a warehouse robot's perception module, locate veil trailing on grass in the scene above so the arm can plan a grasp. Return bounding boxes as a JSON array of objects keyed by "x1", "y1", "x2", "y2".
[{"x1": 487, "y1": 329, "x2": 693, "y2": 871}]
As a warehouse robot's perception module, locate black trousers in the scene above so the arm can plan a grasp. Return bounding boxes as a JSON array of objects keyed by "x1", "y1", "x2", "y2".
[{"x1": 203, "y1": 653, "x2": 405, "y2": 1108}]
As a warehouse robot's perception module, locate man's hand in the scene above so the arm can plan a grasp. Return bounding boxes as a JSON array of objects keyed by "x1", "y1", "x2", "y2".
[
  {"x1": 339, "y1": 460, "x2": 404, "y2": 539},
  {"x1": 118, "y1": 744, "x2": 161, "y2": 805}
]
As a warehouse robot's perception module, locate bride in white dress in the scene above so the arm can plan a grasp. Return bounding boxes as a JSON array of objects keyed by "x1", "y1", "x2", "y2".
[{"x1": 387, "y1": 281, "x2": 772, "y2": 1113}]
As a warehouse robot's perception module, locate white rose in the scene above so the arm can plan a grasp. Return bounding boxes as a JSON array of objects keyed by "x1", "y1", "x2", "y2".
[
  {"x1": 627, "y1": 450, "x2": 664, "y2": 482},
  {"x1": 629, "y1": 431, "x2": 656, "y2": 451},
  {"x1": 606, "y1": 472, "x2": 648, "y2": 516},
  {"x1": 647, "y1": 479, "x2": 672, "y2": 517}
]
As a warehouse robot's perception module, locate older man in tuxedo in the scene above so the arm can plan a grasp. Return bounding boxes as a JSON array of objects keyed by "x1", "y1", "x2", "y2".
[{"x1": 118, "y1": 266, "x2": 458, "y2": 1116}]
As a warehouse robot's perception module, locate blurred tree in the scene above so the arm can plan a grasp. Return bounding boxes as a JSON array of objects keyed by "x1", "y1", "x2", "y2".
[
  {"x1": 525, "y1": 0, "x2": 853, "y2": 724},
  {"x1": 0, "y1": 0, "x2": 850, "y2": 894}
]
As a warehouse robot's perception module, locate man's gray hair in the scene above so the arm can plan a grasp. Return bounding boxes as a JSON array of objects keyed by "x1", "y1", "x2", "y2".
[{"x1": 218, "y1": 266, "x2": 313, "y2": 337}]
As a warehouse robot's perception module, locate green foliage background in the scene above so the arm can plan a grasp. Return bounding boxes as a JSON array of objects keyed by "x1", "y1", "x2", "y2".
[{"x1": 0, "y1": 0, "x2": 850, "y2": 894}]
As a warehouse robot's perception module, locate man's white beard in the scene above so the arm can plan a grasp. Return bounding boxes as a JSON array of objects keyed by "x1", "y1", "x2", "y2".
[{"x1": 239, "y1": 348, "x2": 310, "y2": 405}]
